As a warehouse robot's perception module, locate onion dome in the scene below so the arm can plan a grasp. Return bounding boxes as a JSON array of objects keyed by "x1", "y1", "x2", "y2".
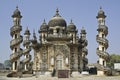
[
  {"x1": 12, "y1": 6, "x2": 22, "y2": 18},
  {"x1": 48, "y1": 8, "x2": 67, "y2": 27},
  {"x1": 24, "y1": 27, "x2": 30, "y2": 35},
  {"x1": 96, "y1": 7, "x2": 106, "y2": 18},
  {"x1": 81, "y1": 27, "x2": 86, "y2": 34},
  {"x1": 39, "y1": 19, "x2": 48, "y2": 32},
  {"x1": 67, "y1": 20, "x2": 76, "y2": 31}
]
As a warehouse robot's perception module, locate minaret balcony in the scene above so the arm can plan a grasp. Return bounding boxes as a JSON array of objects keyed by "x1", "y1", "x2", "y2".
[
  {"x1": 23, "y1": 56, "x2": 31, "y2": 64},
  {"x1": 23, "y1": 48, "x2": 31, "y2": 55},
  {"x1": 83, "y1": 57, "x2": 88, "y2": 64},
  {"x1": 82, "y1": 48, "x2": 88, "y2": 55},
  {"x1": 10, "y1": 50, "x2": 22, "y2": 62},
  {"x1": 96, "y1": 35, "x2": 108, "y2": 48},
  {"x1": 97, "y1": 25, "x2": 108, "y2": 35},
  {"x1": 10, "y1": 36, "x2": 23, "y2": 49},
  {"x1": 81, "y1": 40, "x2": 88, "y2": 47},
  {"x1": 10, "y1": 53, "x2": 19, "y2": 61},
  {"x1": 47, "y1": 34, "x2": 72, "y2": 41},
  {"x1": 96, "y1": 48, "x2": 109, "y2": 60},
  {"x1": 23, "y1": 40, "x2": 31, "y2": 46},
  {"x1": 10, "y1": 26, "x2": 22, "y2": 36}
]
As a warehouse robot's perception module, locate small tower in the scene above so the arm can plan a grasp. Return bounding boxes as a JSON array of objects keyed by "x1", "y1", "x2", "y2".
[
  {"x1": 31, "y1": 30, "x2": 39, "y2": 73},
  {"x1": 67, "y1": 20, "x2": 77, "y2": 44},
  {"x1": 23, "y1": 27, "x2": 31, "y2": 71},
  {"x1": 38, "y1": 19, "x2": 48, "y2": 43},
  {"x1": 79, "y1": 27, "x2": 88, "y2": 72},
  {"x1": 10, "y1": 6, "x2": 23, "y2": 72},
  {"x1": 96, "y1": 7, "x2": 109, "y2": 75}
]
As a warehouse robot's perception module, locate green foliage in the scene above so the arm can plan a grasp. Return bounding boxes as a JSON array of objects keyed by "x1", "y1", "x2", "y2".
[
  {"x1": 4, "y1": 60, "x2": 11, "y2": 69},
  {"x1": 107, "y1": 54, "x2": 120, "y2": 68}
]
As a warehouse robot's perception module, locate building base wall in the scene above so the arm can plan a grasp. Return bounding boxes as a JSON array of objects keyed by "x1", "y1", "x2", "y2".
[
  {"x1": 97, "y1": 71, "x2": 105, "y2": 76},
  {"x1": 71, "y1": 71, "x2": 80, "y2": 77}
]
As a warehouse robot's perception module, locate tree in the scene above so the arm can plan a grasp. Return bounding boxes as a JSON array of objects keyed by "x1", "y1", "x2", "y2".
[
  {"x1": 107, "y1": 54, "x2": 120, "y2": 69},
  {"x1": 4, "y1": 60, "x2": 11, "y2": 70}
]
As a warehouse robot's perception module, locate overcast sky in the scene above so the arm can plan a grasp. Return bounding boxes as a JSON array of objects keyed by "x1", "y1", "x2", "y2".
[{"x1": 0, "y1": 0, "x2": 120, "y2": 63}]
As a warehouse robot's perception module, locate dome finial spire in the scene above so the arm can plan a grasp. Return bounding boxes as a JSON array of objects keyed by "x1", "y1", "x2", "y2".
[
  {"x1": 100, "y1": 6, "x2": 102, "y2": 10},
  {"x1": 56, "y1": 8, "x2": 59, "y2": 15},
  {"x1": 43, "y1": 19, "x2": 46, "y2": 24},
  {"x1": 44, "y1": 19, "x2": 45, "y2": 23},
  {"x1": 71, "y1": 19, "x2": 73, "y2": 23},
  {"x1": 33, "y1": 29, "x2": 37, "y2": 40},
  {"x1": 27, "y1": 26, "x2": 28, "y2": 30},
  {"x1": 54, "y1": 8, "x2": 61, "y2": 17},
  {"x1": 82, "y1": 26, "x2": 84, "y2": 29},
  {"x1": 16, "y1": 6, "x2": 18, "y2": 9}
]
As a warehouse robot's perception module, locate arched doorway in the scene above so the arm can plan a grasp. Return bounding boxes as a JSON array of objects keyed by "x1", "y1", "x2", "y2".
[{"x1": 56, "y1": 54, "x2": 62, "y2": 70}]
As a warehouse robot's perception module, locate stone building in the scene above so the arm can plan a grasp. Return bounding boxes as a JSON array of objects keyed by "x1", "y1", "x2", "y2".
[
  {"x1": 31, "y1": 8, "x2": 88, "y2": 77},
  {"x1": 9, "y1": 7, "x2": 89, "y2": 77}
]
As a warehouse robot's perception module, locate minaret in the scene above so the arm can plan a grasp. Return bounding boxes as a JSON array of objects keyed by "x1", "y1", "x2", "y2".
[
  {"x1": 79, "y1": 27, "x2": 88, "y2": 71},
  {"x1": 23, "y1": 27, "x2": 31, "y2": 71},
  {"x1": 67, "y1": 20, "x2": 77, "y2": 44},
  {"x1": 96, "y1": 7, "x2": 109, "y2": 68},
  {"x1": 38, "y1": 19, "x2": 48, "y2": 44},
  {"x1": 10, "y1": 6, "x2": 23, "y2": 72},
  {"x1": 31, "y1": 30, "x2": 39, "y2": 73}
]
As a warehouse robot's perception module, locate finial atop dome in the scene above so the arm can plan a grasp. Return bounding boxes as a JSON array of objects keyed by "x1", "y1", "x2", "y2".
[
  {"x1": 100, "y1": 6, "x2": 102, "y2": 10},
  {"x1": 16, "y1": 6, "x2": 18, "y2": 9},
  {"x1": 54, "y1": 8, "x2": 61, "y2": 17},
  {"x1": 24, "y1": 27, "x2": 30, "y2": 35},
  {"x1": 70, "y1": 19, "x2": 73, "y2": 24},
  {"x1": 43, "y1": 19, "x2": 46, "y2": 23}
]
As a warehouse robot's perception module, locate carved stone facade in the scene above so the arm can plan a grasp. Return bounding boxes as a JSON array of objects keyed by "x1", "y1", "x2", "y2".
[
  {"x1": 10, "y1": 7, "x2": 88, "y2": 77},
  {"x1": 31, "y1": 9, "x2": 88, "y2": 76}
]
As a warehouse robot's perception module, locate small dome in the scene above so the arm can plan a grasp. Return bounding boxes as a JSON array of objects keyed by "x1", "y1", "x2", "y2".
[
  {"x1": 39, "y1": 20, "x2": 48, "y2": 32},
  {"x1": 81, "y1": 27, "x2": 86, "y2": 34},
  {"x1": 48, "y1": 8, "x2": 67, "y2": 27},
  {"x1": 67, "y1": 20, "x2": 76, "y2": 31},
  {"x1": 24, "y1": 27, "x2": 30, "y2": 35},
  {"x1": 12, "y1": 6, "x2": 22, "y2": 18},
  {"x1": 96, "y1": 7, "x2": 106, "y2": 18}
]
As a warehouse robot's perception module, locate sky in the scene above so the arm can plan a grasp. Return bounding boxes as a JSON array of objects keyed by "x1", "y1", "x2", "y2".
[{"x1": 0, "y1": 0, "x2": 120, "y2": 63}]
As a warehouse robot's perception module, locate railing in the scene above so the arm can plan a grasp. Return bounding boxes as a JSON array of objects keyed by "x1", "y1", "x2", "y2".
[
  {"x1": 10, "y1": 36, "x2": 23, "y2": 48},
  {"x1": 82, "y1": 48, "x2": 88, "y2": 55},
  {"x1": 96, "y1": 48, "x2": 109, "y2": 59},
  {"x1": 10, "y1": 26, "x2": 22, "y2": 33},
  {"x1": 23, "y1": 56, "x2": 31, "y2": 63},
  {"x1": 97, "y1": 25, "x2": 108, "y2": 31},
  {"x1": 10, "y1": 49, "x2": 23, "y2": 61},
  {"x1": 47, "y1": 34, "x2": 72, "y2": 40},
  {"x1": 23, "y1": 40, "x2": 30, "y2": 46},
  {"x1": 97, "y1": 25, "x2": 108, "y2": 35},
  {"x1": 83, "y1": 57, "x2": 88, "y2": 63},
  {"x1": 23, "y1": 48, "x2": 31, "y2": 55},
  {"x1": 96, "y1": 35, "x2": 108, "y2": 48}
]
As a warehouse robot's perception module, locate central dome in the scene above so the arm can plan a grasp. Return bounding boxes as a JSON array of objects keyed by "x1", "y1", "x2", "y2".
[{"x1": 48, "y1": 9, "x2": 67, "y2": 27}]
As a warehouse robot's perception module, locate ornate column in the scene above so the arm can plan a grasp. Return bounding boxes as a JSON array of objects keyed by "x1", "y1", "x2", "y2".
[
  {"x1": 10, "y1": 6, "x2": 23, "y2": 72},
  {"x1": 96, "y1": 7, "x2": 109, "y2": 66},
  {"x1": 96, "y1": 7, "x2": 109, "y2": 76},
  {"x1": 80, "y1": 27, "x2": 88, "y2": 71},
  {"x1": 23, "y1": 27, "x2": 31, "y2": 71}
]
